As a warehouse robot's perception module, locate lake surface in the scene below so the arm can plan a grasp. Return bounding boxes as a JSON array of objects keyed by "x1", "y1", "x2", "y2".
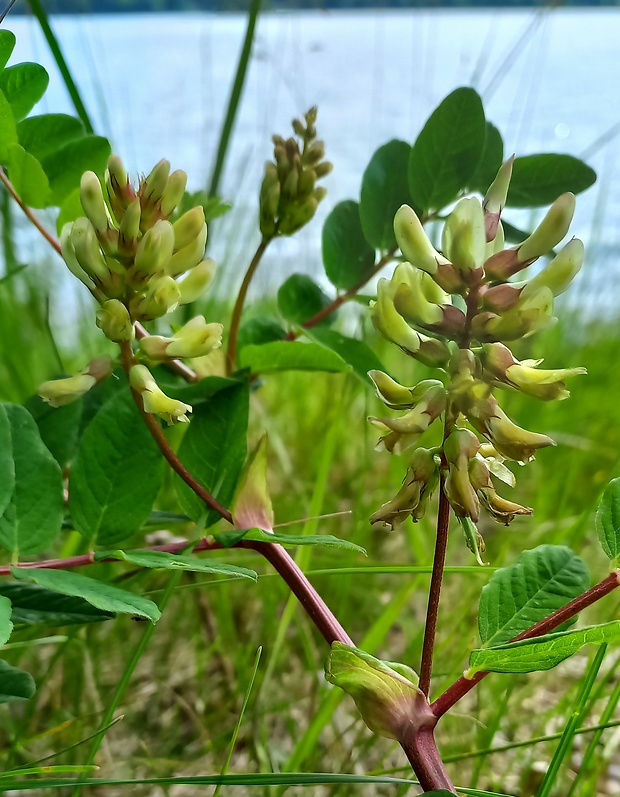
[{"x1": 7, "y1": 8, "x2": 620, "y2": 312}]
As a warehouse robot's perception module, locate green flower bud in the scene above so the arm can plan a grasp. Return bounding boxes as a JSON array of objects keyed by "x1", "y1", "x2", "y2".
[
  {"x1": 60, "y1": 223, "x2": 95, "y2": 290},
  {"x1": 105, "y1": 154, "x2": 137, "y2": 223},
  {"x1": 368, "y1": 370, "x2": 418, "y2": 410},
  {"x1": 370, "y1": 280, "x2": 423, "y2": 356},
  {"x1": 468, "y1": 401, "x2": 555, "y2": 463},
  {"x1": 142, "y1": 158, "x2": 171, "y2": 204},
  {"x1": 393, "y1": 274, "x2": 466, "y2": 337},
  {"x1": 167, "y1": 222, "x2": 207, "y2": 277},
  {"x1": 71, "y1": 217, "x2": 109, "y2": 282},
  {"x1": 160, "y1": 169, "x2": 188, "y2": 216},
  {"x1": 441, "y1": 197, "x2": 486, "y2": 276},
  {"x1": 134, "y1": 219, "x2": 175, "y2": 276},
  {"x1": 393, "y1": 205, "x2": 449, "y2": 275},
  {"x1": 259, "y1": 162, "x2": 281, "y2": 236},
  {"x1": 129, "y1": 364, "x2": 192, "y2": 425},
  {"x1": 517, "y1": 193, "x2": 576, "y2": 264},
  {"x1": 80, "y1": 171, "x2": 111, "y2": 234},
  {"x1": 444, "y1": 427, "x2": 481, "y2": 521},
  {"x1": 525, "y1": 238, "x2": 584, "y2": 297},
  {"x1": 314, "y1": 161, "x2": 333, "y2": 179},
  {"x1": 96, "y1": 299, "x2": 133, "y2": 342},
  {"x1": 325, "y1": 643, "x2": 429, "y2": 742},
  {"x1": 279, "y1": 195, "x2": 319, "y2": 235},
  {"x1": 130, "y1": 275, "x2": 181, "y2": 320},
  {"x1": 118, "y1": 198, "x2": 142, "y2": 258},
  {"x1": 369, "y1": 382, "x2": 446, "y2": 454},
  {"x1": 140, "y1": 316, "x2": 223, "y2": 360},
  {"x1": 172, "y1": 206, "x2": 207, "y2": 251},
  {"x1": 370, "y1": 447, "x2": 440, "y2": 529},
  {"x1": 177, "y1": 258, "x2": 217, "y2": 305},
  {"x1": 39, "y1": 373, "x2": 96, "y2": 408},
  {"x1": 483, "y1": 156, "x2": 514, "y2": 241}
]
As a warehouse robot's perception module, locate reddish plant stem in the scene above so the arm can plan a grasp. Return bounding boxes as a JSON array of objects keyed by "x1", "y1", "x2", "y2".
[
  {"x1": 431, "y1": 570, "x2": 620, "y2": 719},
  {"x1": 0, "y1": 167, "x2": 62, "y2": 255},
  {"x1": 401, "y1": 727, "x2": 456, "y2": 793},
  {"x1": 418, "y1": 472, "x2": 451, "y2": 697},
  {"x1": 285, "y1": 247, "x2": 397, "y2": 340}
]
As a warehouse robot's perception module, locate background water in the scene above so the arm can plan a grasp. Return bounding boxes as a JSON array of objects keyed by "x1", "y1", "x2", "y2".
[{"x1": 7, "y1": 8, "x2": 620, "y2": 312}]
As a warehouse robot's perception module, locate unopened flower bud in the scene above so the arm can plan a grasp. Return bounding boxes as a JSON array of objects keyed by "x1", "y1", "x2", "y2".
[
  {"x1": 368, "y1": 371, "x2": 418, "y2": 410},
  {"x1": 129, "y1": 364, "x2": 192, "y2": 425},
  {"x1": 60, "y1": 223, "x2": 94, "y2": 290},
  {"x1": 80, "y1": 171, "x2": 111, "y2": 234},
  {"x1": 96, "y1": 299, "x2": 133, "y2": 342},
  {"x1": 172, "y1": 206, "x2": 206, "y2": 251},
  {"x1": 525, "y1": 238, "x2": 584, "y2": 297},
  {"x1": 441, "y1": 197, "x2": 486, "y2": 276},
  {"x1": 134, "y1": 219, "x2": 175, "y2": 276},
  {"x1": 160, "y1": 169, "x2": 188, "y2": 216},
  {"x1": 325, "y1": 643, "x2": 426, "y2": 741},
  {"x1": 105, "y1": 154, "x2": 136, "y2": 222},
  {"x1": 444, "y1": 427, "x2": 481, "y2": 521},
  {"x1": 167, "y1": 222, "x2": 207, "y2": 277},
  {"x1": 517, "y1": 193, "x2": 576, "y2": 265},
  {"x1": 131, "y1": 275, "x2": 181, "y2": 320},
  {"x1": 177, "y1": 258, "x2": 217, "y2": 305},
  {"x1": 118, "y1": 198, "x2": 142, "y2": 257},
  {"x1": 370, "y1": 280, "x2": 423, "y2": 357},
  {"x1": 483, "y1": 156, "x2": 514, "y2": 241},
  {"x1": 142, "y1": 159, "x2": 170, "y2": 204},
  {"x1": 71, "y1": 217, "x2": 109, "y2": 282},
  {"x1": 393, "y1": 205, "x2": 449, "y2": 275}
]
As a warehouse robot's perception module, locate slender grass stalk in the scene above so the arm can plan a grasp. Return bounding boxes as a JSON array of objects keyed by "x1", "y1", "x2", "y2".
[
  {"x1": 208, "y1": 0, "x2": 262, "y2": 199},
  {"x1": 535, "y1": 644, "x2": 607, "y2": 797},
  {"x1": 26, "y1": 0, "x2": 94, "y2": 134},
  {"x1": 71, "y1": 571, "x2": 182, "y2": 797},
  {"x1": 213, "y1": 646, "x2": 262, "y2": 797}
]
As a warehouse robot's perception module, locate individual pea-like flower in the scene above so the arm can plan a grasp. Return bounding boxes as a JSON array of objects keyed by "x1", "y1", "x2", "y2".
[
  {"x1": 38, "y1": 356, "x2": 114, "y2": 407},
  {"x1": 139, "y1": 316, "x2": 223, "y2": 360},
  {"x1": 370, "y1": 447, "x2": 440, "y2": 530},
  {"x1": 368, "y1": 157, "x2": 587, "y2": 555},
  {"x1": 129, "y1": 364, "x2": 192, "y2": 425}
]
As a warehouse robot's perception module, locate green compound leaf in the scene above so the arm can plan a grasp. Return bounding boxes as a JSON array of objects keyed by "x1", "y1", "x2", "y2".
[
  {"x1": 0, "y1": 595, "x2": 13, "y2": 647},
  {"x1": 0, "y1": 30, "x2": 16, "y2": 71},
  {"x1": 468, "y1": 121, "x2": 504, "y2": 194},
  {"x1": 100, "y1": 549, "x2": 257, "y2": 581},
  {"x1": 6, "y1": 143, "x2": 50, "y2": 208},
  {"x1": 0, "y1": 404, "x2": 14, "y2": 520},
  {"x1": 595, "y1": 477, "x2": 620, "y2": 563},
  {"x1": 11, "y1": 568, "x2": 160, "y2": 623},
  {"x1": 469, "y1": 621, "x2": 620, "y2": 675},
  {"x1": 17, "y1": 113, "x2": 85, "y2": 161},
  {"x1": 0, "y1": 581, "x2": 114, "y2": 626},
  {"x1": 41, "y1": 134, "x2": 111, "y2": 205},
  {"x1": 237, "y1": 316, "x2": 286, "y2": 351},
  {"x1": 0, "y1": 88, "x2": 18, "y2": 161},
  {"x1": 0, "y1": 403, "x2": 64, "y2": 558},
  {"x1": 0, "y1": 63, "x2": 49, "y2": 122},
  {"x1": 277, "y1": 273, "x2": 334, "y2": 327},
  {"x1": 157, "y1": 374, "x2": 241, "y2": 407},
  {"x1": 69, "y1": 390, "x2": 163, "y2": 546},
  {"x1": 506, "y1": 153, "x2": 597, "y2": 207},
  {"x1": 0, "y1": 659, "x2": 36, "y2": 704},
  {"x1": 359, "y1": 139, "x2": 414, "y2": 250},
  {"x1": 322, "y1": 200, "x2": 376, "y2": 290},
  {"x1": 24, "y1": 393, "x2": 83, "y2": 470},
  {"x1": 175, "y1": 382, "x2": 249, "y2": 526},
  {"x1": 239, "y1": 341, "x2": 349, "y2": 375},
  {"x1": 214, "y1": 527, "x2": 366, "y2": 554},
  {"x1": 478, "y1": 545, "x2": 589, "y2": 648},
  {"x1": 305, "y1": 328, "x2": 384, "y2": 385},
  {"x1": 408, "y1": 87, "x2": 486, "y2": 213},
  {"x1": 56, "y1": 187, "x2": 83, "y2": 234}
]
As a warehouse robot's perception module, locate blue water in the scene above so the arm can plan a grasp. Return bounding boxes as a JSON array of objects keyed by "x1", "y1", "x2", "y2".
[{"x1": 7, "y1": 8, "x2": 620, "y2": 312}]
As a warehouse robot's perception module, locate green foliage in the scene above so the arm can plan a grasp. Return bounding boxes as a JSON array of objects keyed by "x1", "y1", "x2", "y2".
[
  {"x1": 468, "y1": 122, "x2": 504, "y2": 194},
  {"x1": 322, "y1": 200, "x2": 376, "y2": 290},
  {"x1": 99, "y1": 549, "x2": 257, "y2": 580},
  {"x1": 277, "y1": 274, "x2": 333, "y2": 327},
  {"x1": 0, "y1": 581, "x2": 115, "y2": 626},
  {"x1": 0, "y1": 403, "x2": 64, "y2": 557},
  {"x1": 408, "y1": 87, "x2": 486, "y2": 212},
  {"x1": 469, "y1": 622, "x2": 620, "y2": 675},
  {"x1": 507, "y1": 154, "x2": 597, "y2": 207},
  {"x1": 359, "y1": 140, "x2": 414, "y2": 249},
  {"x1": 16, "y1": 113, "x2": 85, "y2": 160},
  {"x1": 11, "y1": 568, "x2": 160, "y2": 622},
  {"x1": 0, "y1": 31, "x2": 15, "y2": 71},
  {"x1": 478, "y1": 545, "x2": 590, "y2": 648},
  {"x1": 0, "y1": 659, "x2": 36, "y2": 704},
  {"x1": 175, "y1": 382, "x2": 249, "y2": 525},
  {"x1": 24, "y1": 393, "x2": 82, "y2": 469},
  {"x1": 305, "y1": 327, "x2": 385, "y2": 384},
  {"x1": 215, "y1": 527, "x2": 366, "y2": 553},
  {"x1": 0, "y1": 63, "x2": 49, "y2": 122},
  {"x1": 595, "y1": 477, "x2": 620, "y2": 563},
  {"x1": 239, "y1": 341, "x2": 348, "y2": 374},
  {"x1": 69, "y1": 390, "x2": 163, "y2": 545},
  {"x1": 0, "y1": 594, "x2": 12, "y2": 646},
  {"x1": 237, "y1": 316, "x2": 286, "y2": 350}
]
